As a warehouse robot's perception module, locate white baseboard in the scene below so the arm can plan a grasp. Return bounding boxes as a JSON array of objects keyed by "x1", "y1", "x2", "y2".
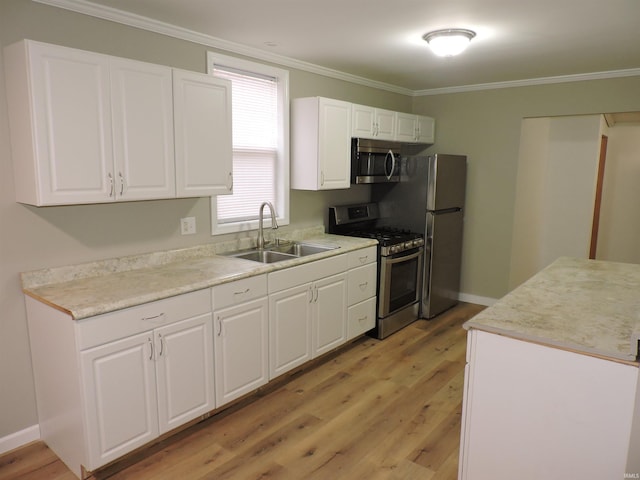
[
  {"x1": 459, "y1": 292, "x2": 497, "y2": 307},
  {"x1": 0, "y1": 425, "x2": 40, "y2": 455}
]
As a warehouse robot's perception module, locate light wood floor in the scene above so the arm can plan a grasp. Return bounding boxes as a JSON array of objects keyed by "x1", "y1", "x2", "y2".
[{"x1": 0, "y1": 302, "x2": 484, "y2": 480}]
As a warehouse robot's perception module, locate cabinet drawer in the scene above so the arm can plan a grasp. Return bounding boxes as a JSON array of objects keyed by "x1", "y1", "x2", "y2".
[
  {"x1": 348, "y1": 263, "x2": 377, "y2": 306},
  {"x1": 268, "y1": 254, "x2": 347, "y2": 293},
  {"x1": 76, "y1": 289, "x2": 211, "y2": 350},
  {"x1": 212, "y1": 274, "x2": 267, "y2": 310},
  {"x1": 348, "y1": 246, "x2": 377, "y2": 269},
  {"x1": 347, "y1": 297, "x2": 376, "y2": 340}
]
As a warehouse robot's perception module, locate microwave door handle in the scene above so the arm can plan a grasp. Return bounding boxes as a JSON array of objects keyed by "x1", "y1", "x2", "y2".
[{"x1": 385, "y1": 150, "x2": 396, "y2": 180}]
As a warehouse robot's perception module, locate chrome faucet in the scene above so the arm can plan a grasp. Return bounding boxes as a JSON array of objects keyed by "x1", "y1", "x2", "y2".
[{"x1": 257, "y1": 201, "x2": 278, "y2": 249}]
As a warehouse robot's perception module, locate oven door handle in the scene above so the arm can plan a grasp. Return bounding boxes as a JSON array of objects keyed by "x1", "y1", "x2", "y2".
[{"x1": 385, "y1": 248, "x2": 423, "y2": 265}]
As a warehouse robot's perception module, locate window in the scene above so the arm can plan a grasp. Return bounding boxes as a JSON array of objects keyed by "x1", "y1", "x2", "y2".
[{"x1": 207, "y1": 52, "x2": 289, "y2": 235}]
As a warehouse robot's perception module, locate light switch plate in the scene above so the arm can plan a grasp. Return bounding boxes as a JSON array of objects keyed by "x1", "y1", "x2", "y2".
[{"x1": 180, "y1": 217, "x2": 196, "y2": 235}]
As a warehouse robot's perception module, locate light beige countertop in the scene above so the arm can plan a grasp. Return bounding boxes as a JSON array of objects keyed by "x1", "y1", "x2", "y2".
[
  {"x1": 21, "y1": 227, "x2": 377, "y2": 320},
  {"x1": 465, "y1": 257, "x2": 640, "y2": 363}
]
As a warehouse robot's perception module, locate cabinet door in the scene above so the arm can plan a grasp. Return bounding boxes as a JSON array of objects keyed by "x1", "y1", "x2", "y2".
[
  {"x1": 416, "y1": 115, "x2": 435, "y2": 144},
  {"x1": 313, "y1": 273, "x2": 347, "y2": 357},
  {"x1": 214, "y1": 297, "x2": 269, "y2": 407},
  {"x1": 80, "y1": 332, "x2": 158, "y2": 470},
  {"x1": 269, "y1": 284, "x2": 313, "y2": 379},
  {"x1": 26, "y1": 42, "x2": 114, "y2": 205},
  {"x1": 155, "y1": 313, "x2": 215, "y2": 434},
  {"x1": 173, "y1": 69, "x2": 233, "y2": 197},
  {"x1": 395, "y1": 112, "x2": 418, "y2": 142},
  {"x1": 374, "y1": 108, "x2": 396, "y2": 140},
  {"x1": 317, "y1": 97, "x2": 351, "y2": 190},
  {"x1": 110, "y1": 58, "x2": 176, "y2": 200},
  {"x1": 352, "y1": 103, "x2": 375, "y2": 138}
]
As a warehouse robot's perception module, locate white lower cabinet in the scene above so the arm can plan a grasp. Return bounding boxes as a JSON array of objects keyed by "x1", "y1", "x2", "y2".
[
  {"x1": 81, "y1": 332, "x2": 159, "y2": 469},
  {"x1": 25, "y1": 289, "x2": 213, "y2": 477},
  {"x1": 268, "y1": 254, "x2": 348, "y2": 379},
  {"x1": 312, "y1": 273, "x2": 348, "y2": 356},
  {"x1": 346, "y1": 246, "x2": 377, "y2": 340},
  {"x1": 269, "y1": 283, "x2": 314, "y2": 378},
  {"x1": 212, "y1": 275, "x2": 269, "y2": 407},
  {"x1": 80, "y1": 313, "x2": 214, "y2": 469}
]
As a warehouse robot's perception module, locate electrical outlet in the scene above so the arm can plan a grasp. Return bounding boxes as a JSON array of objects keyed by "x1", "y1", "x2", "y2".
[{"x1": 180, "y1": 217, "x2": 196, "y2": 235}]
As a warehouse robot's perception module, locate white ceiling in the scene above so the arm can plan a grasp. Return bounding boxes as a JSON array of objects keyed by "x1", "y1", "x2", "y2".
[{"x1": 38, "y1": 0, "x2": 640, "y2": 94}]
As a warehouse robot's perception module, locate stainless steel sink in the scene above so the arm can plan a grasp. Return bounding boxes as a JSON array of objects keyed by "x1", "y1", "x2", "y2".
[
  {"x1": 270, "y1": 243, "x2": 338, "y2": 257},
  {"x1": 226, "y1": 250, "x2": 297, "y2": 263},
  {"x1": 222, "y1": 242, "x2": 339, "y2": 264}
]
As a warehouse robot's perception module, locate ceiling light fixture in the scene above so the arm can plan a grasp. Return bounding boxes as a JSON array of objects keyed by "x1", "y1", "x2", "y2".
[{"x1": 423, "y1": 29, "x2": 476, "y2": 57}]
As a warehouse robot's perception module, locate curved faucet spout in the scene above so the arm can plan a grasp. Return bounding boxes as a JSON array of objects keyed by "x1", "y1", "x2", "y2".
[{"x1": 257, "y1": 201, "x2": 278, "y2": 249}]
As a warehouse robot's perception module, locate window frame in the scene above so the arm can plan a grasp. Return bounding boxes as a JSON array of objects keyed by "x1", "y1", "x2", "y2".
[{"x1": 207, "y1": 52, "x2": 290, "y2": 236}]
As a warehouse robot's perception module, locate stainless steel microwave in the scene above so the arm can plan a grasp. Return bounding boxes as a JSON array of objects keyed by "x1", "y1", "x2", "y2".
[{"x1": 351, "y1": 138, "x2": 403, "y2": 184}]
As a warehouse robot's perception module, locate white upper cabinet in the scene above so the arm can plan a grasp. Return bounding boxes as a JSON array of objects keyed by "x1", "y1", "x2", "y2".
[
  {"x1": 352, "y1": 104, "x2": 396, "y2": 141},
  {"x1": 393, "y1": 112, "x2": 435, "y2": 144},
  {"x1": 173, "y1": 69, "x2": 233, "y2": 197},
  {"x1": 5, "y1": 41, "x2": 114, "y2": 205},
  {"x1": 110, "y1": 57, "x2": 176, "y2": 200},
  {"x1": 416, "y1": 115, "x2": 435, "y2": 144},
  {"x1": 291, "y1": 96, "x2": 352, "y2": 190},
  {"x1": 3, "y1": 40, "x2": 233, "y2": 205}
]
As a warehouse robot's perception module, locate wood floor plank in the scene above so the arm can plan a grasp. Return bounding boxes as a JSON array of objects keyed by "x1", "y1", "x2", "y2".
[
  {"x1": 0, "y1": 302, "x2": 482, "y2": 480},
  {"x1": 362, "y1": 369, "x2": 465, "y2": 473}
]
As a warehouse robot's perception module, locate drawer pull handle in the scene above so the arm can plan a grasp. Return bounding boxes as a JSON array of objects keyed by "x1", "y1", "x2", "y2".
[
  {"x1": 358, "y1": 256, "x2": 368, "y2": 264},
  {"x1": 358, "y1": 315, "x2": 368, "y2": 323},
  {"x1": 234, "y1": 288, "x2": 250, "y2": 296},
  {"x1": 359, "y1": 282, "x2": 368, "y2": 290},
  {"x1": 142, "y1": 313, "x2": 165, "y2": 323}
]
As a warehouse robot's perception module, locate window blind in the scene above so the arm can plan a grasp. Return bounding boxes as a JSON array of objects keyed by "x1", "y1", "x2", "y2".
[{"x1": 213, "y1": 66, "x2": 278, "y2": 223}]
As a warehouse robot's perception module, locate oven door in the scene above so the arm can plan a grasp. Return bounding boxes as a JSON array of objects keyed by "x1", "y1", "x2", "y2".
[{"x1": 378, "y1": 247, "x2": 423, "y2": 317}]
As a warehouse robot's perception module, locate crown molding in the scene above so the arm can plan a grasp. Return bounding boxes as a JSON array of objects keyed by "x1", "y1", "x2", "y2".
[
  {"x1": 413, "y1": 68, "x2": 640, "y2": 96},
  {"x1": 32, "y1": 0, "x2": 413, "y2": 96},
  {"x1": 34, "y1": 0, "x2": 640, "y2": 98}
]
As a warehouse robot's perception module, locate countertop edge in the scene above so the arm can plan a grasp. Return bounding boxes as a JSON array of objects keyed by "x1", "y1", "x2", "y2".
[{"x1": 464, "y1": 321, "x2": 640, "y2": 366}]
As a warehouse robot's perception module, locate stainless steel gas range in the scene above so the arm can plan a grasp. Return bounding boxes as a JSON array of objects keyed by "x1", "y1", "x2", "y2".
[{"x1": 329, "y1": 203, "x2": 424, "y2": 339}]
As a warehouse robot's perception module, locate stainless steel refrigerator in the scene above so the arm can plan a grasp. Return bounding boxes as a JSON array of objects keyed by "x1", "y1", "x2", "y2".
[{"x1": 372, "y1": 153, "x2": 467, "y2": 318}]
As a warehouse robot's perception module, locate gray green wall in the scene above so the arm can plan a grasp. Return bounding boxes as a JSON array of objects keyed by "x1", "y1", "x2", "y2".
[{"x1": 413, "y1": 80, "x2": 640, "y2": 300}]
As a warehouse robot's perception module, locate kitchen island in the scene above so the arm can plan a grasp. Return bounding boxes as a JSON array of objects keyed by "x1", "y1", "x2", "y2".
[{"x1": 459, "y1": 257, "x2": 640, "y2": 480}]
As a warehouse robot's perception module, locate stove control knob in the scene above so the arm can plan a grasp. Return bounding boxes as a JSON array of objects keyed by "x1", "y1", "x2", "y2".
[
  {"x1": 404, "y1": 241, "x2": 413, "y2": 250},
  {"x1": 390, "y1": 245, "x2": 399, "y2": 254},
  {"x1": 414, "y1": 238, "x2": 424, "y2": 247}
]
